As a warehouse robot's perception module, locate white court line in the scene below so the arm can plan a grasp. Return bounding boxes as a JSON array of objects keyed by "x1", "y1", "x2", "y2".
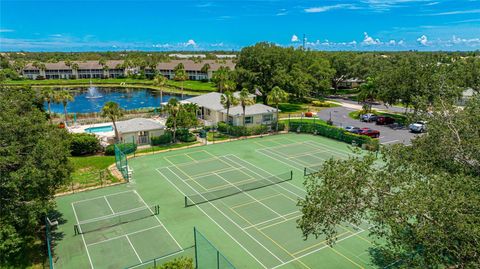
[
  {"x1": 133, "y1": 190, "x2": 183, "y2": 250},
  {"x1": 72, "y1": 190, "x2": 135, "y2": 204},
  {"x1": 242, "y1": 211, "x2": 301, "y2": 230},
  {"x1": 255, "y1": 148, "x2": 305, "y2": 172},
  {"x1": 165, "y1": 166, "x2": 286, "y2": 264},
  {"x1": 155, "y1": 168, "x2": 270, "y2": 269},
  {"x1": 103, "y1": 196, "x2": 115, "y2": 214},
  {"x1": 270, "y1": 229, "x2": 365, "y2": 269},
  {"x1": 214, "y1": 172, "x2": 286, "y2": 220},
  {"x1": 71, "y1": 204, "x2": 94, "y2": 269},
  {"x1": 303, "y1": 140, "x2": 350, "y2": 157},
  {"x1": 77, "y1": 205, "x2": 153, "y2": 224},
  {"x1": 87, "y1": 225, "x2": 163, "y2": 247},
  {"x1": 126, "y1": 235, "x2": 142, "y2": 263}
]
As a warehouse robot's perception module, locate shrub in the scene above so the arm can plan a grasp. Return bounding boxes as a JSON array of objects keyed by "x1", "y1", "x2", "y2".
[
  {"x1": 151, "y1": 131, "x2": 173, "y2": 145},
  {"x1": 176, "y1": 129, "x2": 197, "y2": 142},
  {"x1": 69, "y1": 133, "x2": 101, "y2": 156},
  {"x1": 289, "y1": 121, "x2": 379, "y2": 151},
  {"x1": 104, "y1": 144, "x2": 115, "y2": 156},
  {"x1": 312, "y1": 100, "x2": 333, "y2": 107}
]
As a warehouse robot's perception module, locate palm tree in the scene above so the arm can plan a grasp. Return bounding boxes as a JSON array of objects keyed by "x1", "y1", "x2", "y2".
[
  {"x1": 153, "y1": 74, "x2": 167, "y2": 107},
  {"x1": 57, "y1": 90, "x2": 74, "y2": 123},
  {"x1": 101, "y1": 101, "x2": 124, "y2": 142},
  {"x1": 267, "y1": 86, "x2": 289, "y2": 132},
  {"x1": 200, "y1": 63, "x2": 210, "y2": 80},
  {"x1": 41, "y1": 87, "x2": 55, "y2": 123},
  {"x1": 239, "y1": 88, "x2": 254, "y2": 127},
  {"x1": 174, "y1": 63, "x2": 188, "y2": 99},
  {"x1": 163, "y1": 98, "x2": 181, "y2": 142},
  {"x1": 358, "y1": 77, "x2": 377, "y2": 113},
  {"x1": 71, "y1": 63, "x2": 79, "y2": 78},
  {"x1": 220, "y1": 91, "x2": 238, "y2": 125},
  {"x1": 212, "y1": 66, "x2": 231, "y2": 93}
]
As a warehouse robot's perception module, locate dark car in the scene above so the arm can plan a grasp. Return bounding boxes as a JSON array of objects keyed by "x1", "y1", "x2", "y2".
[
  {"x1": 389, "y1": 122, "x2": 404, "y2": 130},
  {"x1": 358, "y1": 128, "x2": 380, "y2": 138},
  {"x1": 376, "y1": 116, "x2": 395, "y2": 125}
]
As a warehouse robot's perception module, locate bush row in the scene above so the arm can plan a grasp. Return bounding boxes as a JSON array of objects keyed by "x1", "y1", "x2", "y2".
[
  {"x1": 105, "y1": 143, "x2": 137, "y2": 156},
  {"x1": 288, "y1": 121, "x2": 379, "y2": 150},
  {"x1": 151, "y1": 131, "x2": 173, "y2": 145},
  {"x1": 216, "y1": 122, "x2": 285, "y2": 137},
  {"x1": 69, "y1": 133, "x2": 101, "y2": 156}
]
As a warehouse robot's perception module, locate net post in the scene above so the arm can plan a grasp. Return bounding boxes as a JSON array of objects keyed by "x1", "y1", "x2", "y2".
[
  {"x1": 194, "y1": 227, "x2": 199, "y2": 269},
  {"x1": 184, "y1": 196, "x2": 188, "y2": 208},
  {"x1": 217, "y1": 250, "x2": 220, "y2": 269},
  {"x1": 153, "y1": 258, "x2": 156, "y2": 269},
  {"x1": 290, "y1": 170, "x2": 293, "y2": 180},
  {"x1": 304, "y1": 167, "x2": 307, "y2": 176}
]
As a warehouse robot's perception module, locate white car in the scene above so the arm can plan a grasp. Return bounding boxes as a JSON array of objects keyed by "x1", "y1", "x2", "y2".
[
  {"x1": 344, "y1": 126, "x2": 361, "y2": 134},
  {"x1": 409, "y1": 121, "x2": 427, "y2": 133}
]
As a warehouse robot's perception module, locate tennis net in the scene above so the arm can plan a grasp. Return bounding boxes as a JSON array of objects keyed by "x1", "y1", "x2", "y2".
[
  {"x1": 184, "y1": 171, "x2": 293, "y2": 207},
  {"x1": 304, "y1": 164, "x2": 323, "y2": 176},
  {"x1": 74, "y1": 205, "x2": 159, "y2": 234}
]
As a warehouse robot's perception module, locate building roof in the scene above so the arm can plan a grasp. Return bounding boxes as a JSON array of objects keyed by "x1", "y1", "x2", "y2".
[
  {"x1": 224, "y1": 104, "x2": 278, "y2": 116},
  {"x1": 184, "y1": 91, "x2": 256, "y2": 111},
  {"x1": 22, "y1": 59, "x2": 235, "y2": 71},
  {"x1": 116, "y1": 118, "x2": 165, "y2": 134}
]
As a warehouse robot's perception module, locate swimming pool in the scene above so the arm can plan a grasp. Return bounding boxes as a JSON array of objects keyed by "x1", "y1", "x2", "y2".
[{"x1": 85, "y1": 125, "x2": 113, "y2": 133}]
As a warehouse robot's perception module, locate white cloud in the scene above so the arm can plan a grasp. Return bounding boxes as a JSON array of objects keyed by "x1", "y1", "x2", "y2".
[
  {"x1": 291, "y1": 34, "x2": 299, "y2": 42},
  {"x1": 451, "y1": 35, "x2": 480, "y2": 46},
  {"x1": 398, "y1": 40, "x2": 406, "y2": 46},
  {"x1": 417, "y1": 35, "x2": 429, "y2": 45},
  {"x1": 277, "y1": 9, "x2": 288, "y2": 16},
  {"x1": 388, "y1": 40, "x2": 396, "y2": 45},
  {"x1": 0, "y1": 28, "x2": 14, "y2": 33},
  {"x1": 362, "y1": 32, "x2": 382, "y2": 45},
  {"x1": 304, "y1": 4, "x2": 358, "y2": 13},
  {"x1": 363, "y1": 0, "x2": 432, "y2": 11},
  {"x1": 184, "y1": 39, "x2": 197, "y2": 47},
  {"x1": 430, "y1": 9, "x2": 480, "y2": 16}
]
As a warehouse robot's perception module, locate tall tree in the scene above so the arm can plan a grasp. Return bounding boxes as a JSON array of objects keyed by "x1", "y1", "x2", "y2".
[
  {"x1": 212, "y1": 66, "x2": 233, "y2": 93},
  {"x1": 41, "y1": 87, "x2": 55, "y2": 124},
  {"x1": 71, "y1": 63, "x2": 79, "y2": 78},
  {"x1": 174, "y1": 63, "x2": 188, "y2": 99},
  {"x1": 57, "y1": 90, "x2": 74, "y2": 123},
  {"x1": 101, "y1": 101, "x2": 124, "y2": 142},
  {"x1": 238, "y1": 88, "x2": 254, "y2": 127},
  {"x1": 153, "y1": 74, "x2": 167, "y2": 107},
  {"x1": 358, "y1": 77, "x2": 378, "y2": 112},
  {"x1": 267, "y1": 86, "x2": 288, "y2": 131},
  {"x1": 297, "y1": 95, "x2": 480, "y2": 268},
  {"x1": 200, "y1": 63, "x2": 211, "y2": 80},
  {"x1": 0, "y1": 88, "x2": 72, "y2": 265},
  {"x1": 220, "y1": 91, "x2": 238, "y2": 124},
  {"x1": 163, "y1": 98, "x2": 181, "y2": 141}
]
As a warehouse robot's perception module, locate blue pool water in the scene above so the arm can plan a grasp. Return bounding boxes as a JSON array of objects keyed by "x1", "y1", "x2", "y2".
[
  {"x1": 47, "y1": 87, "x2": 192, "y2": 114},
  {"x1": 85, "y1": 125, "x2": 113, "y2": 133}
]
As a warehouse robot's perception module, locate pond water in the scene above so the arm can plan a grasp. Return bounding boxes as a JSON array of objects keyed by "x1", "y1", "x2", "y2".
[{"x1": 47, "y1": 87, "x2": 192, "y2": 114}]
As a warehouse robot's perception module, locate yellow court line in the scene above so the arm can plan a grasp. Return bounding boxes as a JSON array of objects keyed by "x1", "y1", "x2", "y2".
[
  {"x1": 163, "y1": 156, "x2": 176, "y2": 166},
  {"x1": 254, "y1": 226, "x2": 312, "y2": 269},
  {"x1": 190, "y1": 166, "x2": 243, "y2": 180},
  {"x1": 278, "y1": 192, "x2": 299, "y2": 203},
  {"x1": 230, "y1": 193, "x2": 284, "y2": 209},
  {"x1": 340, "y1": 226, "x2": 373, "y2": 244},
  {"x1": 229, "y1": 206, "x2": 256, "y2": 227},
  {"x1": 287, "y1": 149, "x2": 329, "y2": 159},
  {"x1": 164, "y1": 150, "x2": 206, "y2": 159},
  {"x1": 169, "y1": 166, "x2": 210, "y2": 192},
  {"x1": 291, "y1": 230, "x2": 351, "y2": 256},
  {"x1": 258, "y1": 214, "x2": 302, "y2": 231},
  {"x1": 200, "y1": 149, "x2": 218, "y2": 158},
  {"x1": 184, "y1": 153, "x2": 197, "y2": 162},
  {"x1": 329, "y1": 247, "x2": 365, "y2": 269}
]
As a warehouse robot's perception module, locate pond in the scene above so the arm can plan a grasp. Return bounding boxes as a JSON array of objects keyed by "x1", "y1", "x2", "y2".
[{"x1": 47, "y1": 87, "x2": 192, "y2": 114}]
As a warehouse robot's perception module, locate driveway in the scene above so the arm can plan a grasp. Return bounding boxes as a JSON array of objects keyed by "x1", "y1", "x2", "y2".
[{"x1": 316, "y1": 105, "x2": 417, "y2": 145}]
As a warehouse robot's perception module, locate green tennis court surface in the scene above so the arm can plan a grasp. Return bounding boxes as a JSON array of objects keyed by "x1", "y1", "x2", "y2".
[{"x1": 53, "y1": 133, "x2": 380, "y2": 269}]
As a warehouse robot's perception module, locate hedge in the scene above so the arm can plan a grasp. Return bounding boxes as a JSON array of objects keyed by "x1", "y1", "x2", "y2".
[
  {"x1": 69, "y1": 133, "x2": 101, "y2": 156},
  {"x1": 104, "y1": 142, "x2": 137, "y2": 156},
  {"x1": 151, "y1": 131, "x2": 173, "y2": 145},
  {"x1": 176, "y1": 129, "x2": 197, "y2": 142},
  {"x1": 288, "y1": 121, "x2": 379, "y2": 150},
  {"x1": 216, "y1": 121, "x2": 283, "y2": 137}
]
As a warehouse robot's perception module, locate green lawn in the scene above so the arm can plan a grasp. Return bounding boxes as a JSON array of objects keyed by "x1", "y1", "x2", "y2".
[
  {"x1": 2, "y1": 78, "x2": 216, "y2": 92},
  {"x1": 278, "y1": 102, "x2": 339, "y2": 118},
  {"x1": 60, "y1": 155, "x2": 118, "y2": 193},
  {"x1": 348, "y1": 110, "x2": 407, "y2": 124},
  {"x1": 207, "y1": 131, "x2": 231, "y2": 142}
]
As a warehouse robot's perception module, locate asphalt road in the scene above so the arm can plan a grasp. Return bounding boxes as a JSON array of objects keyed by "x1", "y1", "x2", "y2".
[{"x1": 316, "y1": 106, "x2": 418, "y2": 145}]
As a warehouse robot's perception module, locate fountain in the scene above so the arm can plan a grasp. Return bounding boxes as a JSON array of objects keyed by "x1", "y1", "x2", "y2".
[{"x1": 86, "y1": 80, "x2": 103, "y2": 99}]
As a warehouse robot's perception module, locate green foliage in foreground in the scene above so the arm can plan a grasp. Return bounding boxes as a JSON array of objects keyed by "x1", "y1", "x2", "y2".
[
  {"x1": 69, "y1": 133, "x2": 101, "y2": 156},
  {"x1": 0, "y1": 88, "x2": 72, "y2": 265},
  {"x1": 298, "y1": 96, "x2": 480, "y2": 268},
  {"x1": 153, "y1": 257, "x2": 193, "y2": 269}
]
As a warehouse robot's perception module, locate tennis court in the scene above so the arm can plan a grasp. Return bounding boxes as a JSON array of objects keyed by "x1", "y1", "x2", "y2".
[{"x1": 53, "y1": 133, "x2": 380, "y2": 269}]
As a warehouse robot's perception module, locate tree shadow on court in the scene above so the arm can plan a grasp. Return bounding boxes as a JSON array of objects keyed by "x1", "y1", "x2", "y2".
[
  {"x1": 47, "y1": 209, "x2": 66, "y2": 265},
  {"x1": 368, "y1": 246, "x2": 417, "y2": 269}
]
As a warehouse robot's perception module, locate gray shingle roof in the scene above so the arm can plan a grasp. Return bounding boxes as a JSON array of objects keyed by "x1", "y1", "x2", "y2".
[
  {"x1": 222, "y1": 104, "x2": 278, "y2": 116},
  {"x1": 184, "y1": 91, "x2": 256, "y2": 111},
  {"x1": 116, "y1": 118, "x2": 165, "y2": 134}
]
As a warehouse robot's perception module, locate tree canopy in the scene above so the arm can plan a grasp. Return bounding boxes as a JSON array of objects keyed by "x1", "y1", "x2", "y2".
[
  {"x1": 298, "y1": 95, "x2": 480, "y2": 268},
  {"x1": 0, "y1": 88, "x2": 72, "y2": 265}
]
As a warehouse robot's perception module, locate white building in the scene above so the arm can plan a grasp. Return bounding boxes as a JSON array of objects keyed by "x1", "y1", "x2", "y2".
[
  {"x1": 184, "y1": 92, "x2": 278, "y2": 126},
  {"x1": 116, "y1": 118, "x2": 165, "y2": 145}
]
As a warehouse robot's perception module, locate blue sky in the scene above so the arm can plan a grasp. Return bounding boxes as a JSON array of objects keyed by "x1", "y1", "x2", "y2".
[{"x1": 1, "y1": 0, "x2": 479, "y2": 51}]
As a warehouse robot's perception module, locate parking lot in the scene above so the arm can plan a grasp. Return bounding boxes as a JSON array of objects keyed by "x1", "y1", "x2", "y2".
[{"x1": 316, "y1": 106, "x2": 418, "y2": 145}]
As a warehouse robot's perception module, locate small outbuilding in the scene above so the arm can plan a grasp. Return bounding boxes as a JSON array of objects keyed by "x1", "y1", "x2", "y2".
[{"x1": 116, "y1": 118, "x2": 165, "y2": 145}]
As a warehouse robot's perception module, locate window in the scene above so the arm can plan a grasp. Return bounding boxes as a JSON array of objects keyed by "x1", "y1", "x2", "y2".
[
  {"x1": 245, "y1": 116, "x2": 253, "y2": 124},
  {"x1": 262, "y1": 114, "x2": 273, "y2": 123}
]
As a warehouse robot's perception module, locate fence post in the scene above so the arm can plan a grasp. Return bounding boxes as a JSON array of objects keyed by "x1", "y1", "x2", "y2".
[{"x1": 193, "y1": 227, "x2": 199, "y2": 269}]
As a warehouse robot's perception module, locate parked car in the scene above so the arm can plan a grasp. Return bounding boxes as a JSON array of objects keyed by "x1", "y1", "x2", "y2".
[
  {"x1": 358, "y1": 128, "x2": 380, "y2": 138},
  {"x1": 389, "y1": 122, "x2": 404, "y2": 130},
  {"x1": 360, "y1": 113, "x2": 378, "y2": 122},
  {"x1": 409, "y1": 121, "x2": 427, "y2": 133},
  {"x1": 344, "y1": 126, "x2": 361, "y2": 134},
  {"x1": 376, "y1": 116, "x2": 395, "y2": 125}
]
